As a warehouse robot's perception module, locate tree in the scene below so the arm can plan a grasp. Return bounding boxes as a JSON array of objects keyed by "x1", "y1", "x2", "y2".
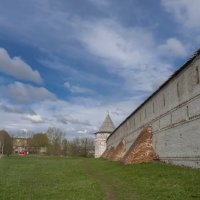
[
  {"x1": 61, "y1": 139, "x2": 68, "y2": 156},
  {"x1": 80, "y1": 137, "x2": 94, "y2": 157},
  {"x1": 29, "y1": 133, "x2": 49, "y2": 147},
  {"x1": 46, "y1": 127, "x2": 65, "y2": 155},
  {"x1": 0, "y1": 130, "x2": 13, "y2": 156},
  {"x1": 68, "y1": 138, "x2": 81, "y2": 157},
  {"x1": 67, "y1": 137, "x2": 94, "y2": 157},
  {"x1": 28, "y1": 133, "x2": 49, "y2": 154}
]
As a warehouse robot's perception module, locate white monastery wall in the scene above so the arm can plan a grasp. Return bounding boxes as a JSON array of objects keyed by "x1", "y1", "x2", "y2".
[{"x1": 107, "y1": 54, "x2": 200, "y2": 168}]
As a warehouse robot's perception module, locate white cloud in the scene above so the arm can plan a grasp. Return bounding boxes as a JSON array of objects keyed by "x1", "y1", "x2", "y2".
[
  {"x1": 0, "y1": 2, "x2": 174, "y2": 94},
  {"x1": 0, "y1": 104, "x2": 36, "y2": 115},
  {"x1": 23, "y1": 114, "x2": 44, "y2": 123},
  {"x1": 31, "y1": 96, "x2": 142, "y2": 135},
  {"x1": 0, "y1": 94, "x2": 140, "y2": 138},
  {"x1": 77, "y1": 19, "x2": 172, "y2": 92},
  {"x1": 79, "y1": 20, "x2": 149, "y2": 67},
  {"x1": 77, "y1": 129, "x2": 90, "y2": 134},
  {"x1": 64, "y1": 81, "x2": 93, "y2": 94},
  {"x1": 20, "y1": 128, "x2": 28, "y2": 133},
  {"x1": 0, "y1": 47, "x2": 42, "y2": 83},
  {"x1": 55, "y1": 115, "x2": 91, "y2": 126},
  {"x1": 158, "y1": 38, "x2": 187, "y2": 58},
  {"x1": 64, "y1": 82, "x2": 70, "y2": 88},
  {"x1": 2, "y1": 81, "x2": 56, "y2": 103},
  {"x1": 162, "y1": 0, "x2": 200, "y2": 28}
]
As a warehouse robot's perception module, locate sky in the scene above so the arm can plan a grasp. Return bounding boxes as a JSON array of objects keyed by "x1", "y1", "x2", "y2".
[{"x1": 0, "y1": 0, "x2": 200, "y2": 139}]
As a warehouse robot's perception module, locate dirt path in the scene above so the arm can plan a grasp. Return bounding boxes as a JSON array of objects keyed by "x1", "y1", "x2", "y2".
[
  {"x1": 82, "y1": 159, "x2": 140, "y2": 200},
  {"x1": 85, "y1": 168, "x2": 115, "y2": 200}
]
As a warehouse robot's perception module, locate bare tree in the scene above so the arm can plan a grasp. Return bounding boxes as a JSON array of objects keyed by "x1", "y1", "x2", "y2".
[
  {"x1": 67, "y1": 137, "x2": 94, "y2": 157},
  {"x1": 80, "y1": 137, "x2": 94, "y2": 157},
  {"x1": 28, "y1": 133, "x2": 49, "y2": 154},
  {"x1": 46, "y1": 127, "x2": 65, "y2": 155},
  {"x1": 29, "y1": 133, "x2": 49, "y2": 147},
  {"x1": 61, "y1": 139, "x2": 68, "y2": 156},
  {"x1": 0, "y1": 130, "x2": 13, "y2": 156}
]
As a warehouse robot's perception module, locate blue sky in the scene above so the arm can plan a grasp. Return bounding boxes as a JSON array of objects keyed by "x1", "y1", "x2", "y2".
[{"x1": 0, "y1": 0, "x2": 200, "y2": 138}]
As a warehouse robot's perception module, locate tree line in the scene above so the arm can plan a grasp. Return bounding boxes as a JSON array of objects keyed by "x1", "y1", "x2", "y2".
[{"x1": 0, "y1": 128, "x2": 94, "y2": 157}]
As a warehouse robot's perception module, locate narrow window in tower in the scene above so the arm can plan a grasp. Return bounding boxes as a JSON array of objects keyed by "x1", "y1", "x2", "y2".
[
  {"x1": 163, "y1": 94, "x2": 165, "y2": 107},
  {"x1": 177, "y1": 82, "x2": 180, "y2": 97},
  {"x1": 153, "y1": 102, "x2": 155, "y2": 113},
  {"x1": 145, "y1": 108, "x2": 147, "y2": 118},
  {"x1": 196, "y1": 66, "x2": 199, "y2": 84}
]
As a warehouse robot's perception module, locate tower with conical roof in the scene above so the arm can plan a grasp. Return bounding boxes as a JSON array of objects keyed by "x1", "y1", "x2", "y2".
[{"x1": 94, "y1": 114, "x2": 115, "y2": 158}]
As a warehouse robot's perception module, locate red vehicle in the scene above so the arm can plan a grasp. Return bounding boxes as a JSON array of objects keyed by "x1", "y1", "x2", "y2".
[{"x1": 18, "y1": 151, "x2": 26, "y2": 155}]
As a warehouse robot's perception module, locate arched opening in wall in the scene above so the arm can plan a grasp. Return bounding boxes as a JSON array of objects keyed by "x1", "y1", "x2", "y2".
[{"x1": 122, "y1": 125, "x2": 158, "y2": 165}]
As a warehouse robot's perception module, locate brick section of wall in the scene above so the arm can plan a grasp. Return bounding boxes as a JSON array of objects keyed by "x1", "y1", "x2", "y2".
[
  {"x1": 102, "y1": 139, "x2": 126, "y2": 161},
  {"x1": 102, "y1": 147, "x2": 115, "y2": 160},
  {"x1": 122, "y1": 126, "x2": 157, "y2": 164}
]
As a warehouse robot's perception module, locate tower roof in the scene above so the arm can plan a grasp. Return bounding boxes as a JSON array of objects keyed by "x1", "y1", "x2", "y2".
[{"x1": 98, "y1": 114, "x2": 115, "y2": 133}]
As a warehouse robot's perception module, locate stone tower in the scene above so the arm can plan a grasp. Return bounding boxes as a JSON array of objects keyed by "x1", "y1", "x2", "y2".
[{"x1": 95, "y1": 114, "x2": 115, "y2": 158}]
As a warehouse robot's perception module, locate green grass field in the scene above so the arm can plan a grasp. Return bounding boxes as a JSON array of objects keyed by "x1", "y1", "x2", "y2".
[{"x1": 0, "y1": 156, "x2": 199, "y2": 200}]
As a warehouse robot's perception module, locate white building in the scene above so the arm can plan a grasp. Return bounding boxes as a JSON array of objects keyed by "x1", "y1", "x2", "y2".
[{"x1": 94, "y1": 114, "x2": 115, "y2": 158}]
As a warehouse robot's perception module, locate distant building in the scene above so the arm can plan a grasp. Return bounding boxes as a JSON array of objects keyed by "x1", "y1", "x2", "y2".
[
  {"x1": 94, "y1": 114, "x2": 115, "y2": 158},
  {"x1": 13, "y1": 137, "x2": 47, "y2": 155},
  {"x1": 13, "y1": 138, "x2": 29, "y2": 154}
]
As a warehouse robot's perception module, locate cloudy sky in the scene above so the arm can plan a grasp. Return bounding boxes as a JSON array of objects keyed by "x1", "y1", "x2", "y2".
[{"x1": 0, "y1": 0, "x2": 200, "y2": 138}]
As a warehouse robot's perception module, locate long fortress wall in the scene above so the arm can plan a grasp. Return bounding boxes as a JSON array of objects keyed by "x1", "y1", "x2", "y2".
[{"x1": 106, "y1": 50, "x2": 200, "y2": 168}]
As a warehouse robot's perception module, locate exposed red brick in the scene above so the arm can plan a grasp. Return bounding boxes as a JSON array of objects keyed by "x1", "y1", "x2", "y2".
[
  {"x1": 102, "y1": 139, "x2": 126, "y2": 161},
  {"x1": 102, "y1": 147, "x2": 115, "y2": 160},
  {"x1": 122, "y1": 125, "x2": 158, "y2": 165},
  {"x1": 109, "y1": 139, "x2": 125, "y2": 161},
  {"x1": 101, "y1": 148, "x2": 110, "y2": 159}
]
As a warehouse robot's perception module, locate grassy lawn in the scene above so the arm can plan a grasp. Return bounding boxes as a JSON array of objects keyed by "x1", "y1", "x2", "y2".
[{"x1": 0, "y1": 156, "x2": 199, "y2": 200}]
